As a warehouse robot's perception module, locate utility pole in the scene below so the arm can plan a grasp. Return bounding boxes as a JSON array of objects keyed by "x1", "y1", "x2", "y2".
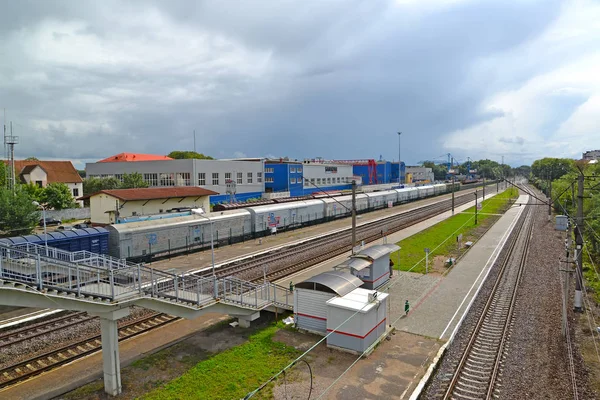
[
  {"x1": 483, "y1": 177, "x2": 485, "y2": 201},
  {"x1": 574, "y1": 173, "x2": 584, "y2": 312},
  {"x1": 451, "y1": 157, "x2": 455, "y2": 215},
  {"x1": 351, "y1": 180, "x2": 357, "y2": 254},
  {"x1": 193, "y1": 129, "x2": 196, "y2": 153},
  {"x1": 548, "y1": 175, "x2": 552, "y2": 219},
  {"x1": 474, "y1": 190, "x2": 478, "y2": 224},
  {"x1": 397, "y1": 131, "x2": 402, "y2": 184}
]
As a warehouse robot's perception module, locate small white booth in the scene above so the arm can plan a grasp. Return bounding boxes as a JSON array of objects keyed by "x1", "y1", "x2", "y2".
[
  {"x1": 293, "y1": 271, "x2": 363, "y2": 335},
  {"x1": 335, "y1": 244, "x2": 400, "y2": 289},
  {"x1": 326, "y1": 288, "x2": 389, "y2": 353}
]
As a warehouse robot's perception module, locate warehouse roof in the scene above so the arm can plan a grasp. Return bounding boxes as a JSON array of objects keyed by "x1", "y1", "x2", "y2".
[
  {"x1": 334, "y1": 257, "x2": 373, "y2": 272},
  {"x1": 2, "y1": 160, "x2": 83, "y2": 183},
  {"x1": 97, "y1": 153, "x2": 173, "y2": 162},
  {"x1": 295, "y1": 271, "x2": 362, "y2": 296},
  {"x1": 80, "y1": 187, "x2": 218, "y2": 201}
]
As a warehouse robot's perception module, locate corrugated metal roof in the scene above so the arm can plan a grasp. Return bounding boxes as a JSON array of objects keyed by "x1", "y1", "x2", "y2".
[
  {"x1": 356, "y1": 244, "x2": 400, "y2": 260},
  {"x1": 335, "y1": 257, "x2": 372, "y2": 272},
  {"x1": 327, "y1": 288, "x2": 389, "y2": 312},
  {"x1": 295, "y1": 271, "x2": 362, "y2": 296}
]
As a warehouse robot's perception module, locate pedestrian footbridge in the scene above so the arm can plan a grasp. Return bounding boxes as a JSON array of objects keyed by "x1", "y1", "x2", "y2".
[{"x1": 0, "y1": 242, "x2": 292, "y2": 395}]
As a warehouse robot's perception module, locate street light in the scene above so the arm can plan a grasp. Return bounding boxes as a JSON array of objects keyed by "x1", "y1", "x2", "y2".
[
  {"x1": 191, "y1": 208, "x2": 215, "y2": 277},
  {"x1": 397, "y1": 131, "x2": 402, "y2": 184},
  {"x1": 32, "y1": 201, "x2": 48, "y2": 255}
]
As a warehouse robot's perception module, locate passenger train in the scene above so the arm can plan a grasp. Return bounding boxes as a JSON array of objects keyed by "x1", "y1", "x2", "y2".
[{"x1": 106, "y1": 183, "x2": 462, "y2": 261}]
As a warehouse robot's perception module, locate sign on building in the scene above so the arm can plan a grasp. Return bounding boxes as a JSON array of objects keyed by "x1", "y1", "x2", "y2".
[{"x1": 325, "y1": 166, "x2": 338, "y2": 174}]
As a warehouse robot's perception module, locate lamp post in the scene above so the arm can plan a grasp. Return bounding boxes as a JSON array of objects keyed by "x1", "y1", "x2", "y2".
[
  {"x1": 192, "y1": 208, "x2": 215, "y2": 276},
  {"x1": 397, "y1": 131, "x2": 402, "y2": 184},
  {"x1": 32, "y1": 201, "x2": 48, "y2": 256}
]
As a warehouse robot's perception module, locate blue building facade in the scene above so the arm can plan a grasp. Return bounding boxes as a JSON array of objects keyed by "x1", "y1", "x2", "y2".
[
  {"x1": 264, "y1": 161, "x2": 304, "y2": 197},
  {"x1": 352, "y1": 162, "x2": 405, "y2": 185}
]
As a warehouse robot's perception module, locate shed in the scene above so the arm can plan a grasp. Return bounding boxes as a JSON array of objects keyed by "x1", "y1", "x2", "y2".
[
  {"x1": 326, "y1": 288, "x2": 389, "y2": 353},
  {"x1": 336, "y1": 244, "x2": 400, "y2": 289},
  {"x1": 555, "y1": 215, "x2": 568, "y2": 231},
  {"x1": 293, "y1": 271, "x2": 363, "y2": 335}
]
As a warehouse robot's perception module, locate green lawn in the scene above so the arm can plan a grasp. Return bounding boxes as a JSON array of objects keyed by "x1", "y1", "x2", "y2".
[
  {"x1": 392, "y1": 188, "x2": 518, "y2": 274},
  {"x1": 141, "y1": 324, "x2": 298, "y2": 400}
]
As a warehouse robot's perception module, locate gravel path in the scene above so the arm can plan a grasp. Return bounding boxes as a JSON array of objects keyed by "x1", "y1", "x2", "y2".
[{"x1": 422, "y1": 187, "x2": 595, "y2": 399}]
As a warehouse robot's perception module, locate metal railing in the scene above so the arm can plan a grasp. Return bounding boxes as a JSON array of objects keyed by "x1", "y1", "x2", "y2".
[{"x1": 0, "y1": 244, "x2": 292, "y2": 312}]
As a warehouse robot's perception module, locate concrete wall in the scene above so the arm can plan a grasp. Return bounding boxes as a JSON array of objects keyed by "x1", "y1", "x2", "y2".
[
  {"x1": 86, "y1": 159, "x2": 265, "y2": 195},
  {"x1": 45, "y1": 207, "x2": 91, "y2": 221}
]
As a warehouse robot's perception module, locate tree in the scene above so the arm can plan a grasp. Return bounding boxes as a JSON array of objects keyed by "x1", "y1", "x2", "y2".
[
  {"x1": 83, "y1": 176, "x2": 121, "y2": 196},
  {"x1": 422, "y1": 161, "x2": 449, "y2": 181},
  {"x1": 78, "y1": 170, "x2": 86, "y2": 178},
  {"x1": 0, "y1": 161, "x2": 6, "y2": 188},
  {"x1": 21, "y1": 182, "x2": 44, "y2": 202},
  {"x1": 0, "y1": 186, "x2": 39, "y2": 236},
  {"x1": 531, "y1": 158, "x2": 574, "y2": 181},
  {"x1": 168, "y1": 151, "x2": 214, "y2": 160},
  {"x1": 41, "y1": 183, "x2": 77, "y2": 210},
  {"x1": 121, "y1": 172, "x2": 149, "y2": 189}
]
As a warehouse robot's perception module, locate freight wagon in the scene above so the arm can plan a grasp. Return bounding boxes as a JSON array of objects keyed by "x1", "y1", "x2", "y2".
[{"x1": 0, "y1": 228, "x2": 109, "y2": 255}]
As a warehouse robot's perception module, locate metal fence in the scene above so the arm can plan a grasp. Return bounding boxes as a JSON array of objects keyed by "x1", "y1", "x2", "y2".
[{"x1": 0, "y1": 243, "x2": 292, "y2": 312}]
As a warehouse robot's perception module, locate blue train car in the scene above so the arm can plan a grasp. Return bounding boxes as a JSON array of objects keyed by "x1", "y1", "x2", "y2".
[{"x1": 0, "y1": 227, "x2": 109, "y2": 255}]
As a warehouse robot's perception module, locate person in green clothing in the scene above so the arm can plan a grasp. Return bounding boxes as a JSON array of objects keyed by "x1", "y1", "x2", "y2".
[
  {"x1": 289, "y1": 281, "x2": 294, "y2": 292},
  {"x1": 405, "y1": 300, "x2": 410, "y2": 315}
]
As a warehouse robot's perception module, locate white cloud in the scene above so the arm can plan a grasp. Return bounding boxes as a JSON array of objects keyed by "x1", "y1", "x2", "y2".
[{"x1": 442, "y1": 0, "x2": 600, "y2": 164}]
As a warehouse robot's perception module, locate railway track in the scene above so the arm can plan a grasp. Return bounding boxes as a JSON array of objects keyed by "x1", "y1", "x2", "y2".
[
  {"x1": 0, "y1": 313, "x2": 177, "y2": 389},
  {"x1": 439, "y1": 197, "x2": 534, "y2": 399},
  {"x1": 200, "y1": 187, "x2": 498, "y2": 283}
]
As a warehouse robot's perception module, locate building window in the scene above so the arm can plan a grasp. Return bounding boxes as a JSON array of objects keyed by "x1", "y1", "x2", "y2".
[
  {"x1": 225, "y1": 172, "x2": 232, "y2": 181},
  {"x1": 212, "y1": 173, "x2": 219, "y2": 185},
  {"x1": 257, "y1": 172, "x2": 263, "y2": 183},
  {"x1": 265, "y1": 177, "x2": 274, "y2": 183},
  {"x1": 177, "y1": 172, "x2": 191, "y2": 186},
  {"x1": 327, "y1": 178, "x2": 331, "y2": 184},
  {"x1": 265, "y1": 167, "x2": 274, "y2": 173},
  {"x1": 237, "y1": 172, "x2": 243, "y2": 184},
  {"x1": 297, "y1": 168, "x2": 302, "y2": 174},
  {"x1": 291, "y1": 178, "x2": 296, "y2": 184},
  {"x1": 290, "y1": 167, "x2": 295, "y2": 173},
  {"x1": 114, "y1": 174, "x2": 123, "y2": 182},
  {"x1": 72, "y1": 188, "x2": 79, "y2": 197},
  {"x1": 247, "y1": 172, "x2": 253, "y2": 184},
  {"x1": 159, "y1": 173, "x2": 174, "y2": 186},
  {"x1": 337, "y1": 177, "x2": 341, "y2": 183},
  {"x1": 198, "y1": 173, "x2": 206, "y2": 185},
  {"x1": 144, "y1": 173, "x2": 158, "y2": 186},
  {"x1": 35, "y1": 180, "x2": 43, "y2": 188},
  {"x1": 311, "y1": 178, "x2": 315, "y2": 185},
  {"x1": 317, "y1": 178, "x2": 321, "y2": 184}
]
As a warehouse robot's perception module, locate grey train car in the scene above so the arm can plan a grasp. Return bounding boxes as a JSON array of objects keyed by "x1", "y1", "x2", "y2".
[
  {"x1": 395, "y1": 187, "x2": 420, "y2": 203},
  {"x1": 365, "y1": 190, "x2": 398, "y2": 210},
  {"x1": 433, "y1": 183, "x2": 448, "y2": 195},
  {"x1": 417, "y1": 185, "x2": 435, "y2": 198},
  {"x1": 106, "y1": 209, "x2": 252, "y2": 260},
  {"x1": 322, "y1": 193, "x2": 369, "y2": 220},
  {"x1": 247, "y1": 200, "x2": 326, "y2": 235}
]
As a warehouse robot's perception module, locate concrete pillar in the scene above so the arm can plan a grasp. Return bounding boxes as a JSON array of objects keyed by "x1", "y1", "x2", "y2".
[
  {"x1": 90, "y1": 308, "x2": 130, "y2": 396},
  {"x1": 236, "y1": 311, "x2": 260, "y2": 328}
]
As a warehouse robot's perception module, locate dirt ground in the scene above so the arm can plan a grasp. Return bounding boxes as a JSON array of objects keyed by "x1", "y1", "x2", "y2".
[
  {"x1": 577, "y1": 301, "x2": 600, "y2": 397},
  {"x1": 58, "y1": 315, "x2": 276, "y2": 400},
  {"x1": 270, "y1": 329, "x2": 442, "y2": 400}
]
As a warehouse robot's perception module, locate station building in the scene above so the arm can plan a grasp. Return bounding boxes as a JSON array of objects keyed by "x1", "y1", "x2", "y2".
[{"x1": 85, "y1": 153, "x2": 265, "y2": 204}]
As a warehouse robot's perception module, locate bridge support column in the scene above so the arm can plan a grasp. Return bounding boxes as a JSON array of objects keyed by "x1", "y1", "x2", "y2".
[
  {"x1": 235, "y1": 311, "x2": 260, "y2": 328},
  {"x1": 90, "y1": 308, "x2": 130, "y2": 396}
]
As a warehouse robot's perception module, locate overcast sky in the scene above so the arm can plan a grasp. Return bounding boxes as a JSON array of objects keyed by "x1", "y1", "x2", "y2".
[{"x1": 1, "y1": 0, "x2": 598, "y2": 169}]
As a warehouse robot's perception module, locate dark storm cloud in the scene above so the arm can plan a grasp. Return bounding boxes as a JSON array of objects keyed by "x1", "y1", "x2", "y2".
[{"x1": 0, "y1": 0, "x2": 566, "y2": 166}]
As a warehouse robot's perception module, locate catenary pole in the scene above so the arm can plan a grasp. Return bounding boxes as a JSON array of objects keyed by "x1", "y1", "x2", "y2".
[
  {"x1": 397, "y1": 132, "x2": 402, "y2": 184},
  {"x1": 574, "y1": 173, "x2": 584, "y2": 312},
  {"x1": 474, "y1": 190, "x2": 478, "y2": 225},
  {"x1": 351, "y1": 180, "x2": 357, "y2": 254}
]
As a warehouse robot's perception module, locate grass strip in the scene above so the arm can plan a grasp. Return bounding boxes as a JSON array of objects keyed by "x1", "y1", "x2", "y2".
[
  {"x1": 141, "y1": 324, "x2": 298, "y2": 400},
  {"x1": 392, "y1": 188, "x2": 519, "y2": 274}
]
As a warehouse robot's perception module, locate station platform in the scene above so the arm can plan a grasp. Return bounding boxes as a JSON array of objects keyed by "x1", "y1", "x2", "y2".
[{"x1": 147, "y1": 185, "x2": 500, "y2": 275}]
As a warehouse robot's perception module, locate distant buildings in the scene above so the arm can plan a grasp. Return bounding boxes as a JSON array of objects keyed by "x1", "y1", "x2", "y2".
[
  {"x1": 582, "y1": 150, "x2": 600, "y2": 161},
  {"x1": 405, "y1": 166, "x2": 434, "y2": 183},
  {"x1": 3, "y1": 160, "x2": 83, "y2": 206}
]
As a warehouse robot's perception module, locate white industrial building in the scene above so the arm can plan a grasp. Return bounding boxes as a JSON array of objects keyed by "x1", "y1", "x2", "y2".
[
  {"x1": 406, "y1": 166, "x2": 435, "y2": 183},
  {"x1": 302, "y1": 162, "x2": 358, "y2": 190},
  {"x1": 86, "y1": 154, "x2": 265, "y2": 203}
]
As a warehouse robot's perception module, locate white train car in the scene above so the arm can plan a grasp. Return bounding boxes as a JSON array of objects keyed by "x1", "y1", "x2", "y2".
[
  {"x1": 106, "y1": 209, "x2": 252, "y2": 260},
  {"x1": 365, "y1": 190, "x2": 398, "y2": 210},
  {"x1": 433, "y1": 183, "x2": 448, "y2": 195},
  {"x1": 417, "y1": 185, "x2": 435, "y2": 198},
  {"x1": 395, "y1": 187, "x2": 419, "y2": 203},
  {"x1": 247, "y1": 200, "x2": 326, "y2": 234},
  {"x1": 322, "y1": 194, "x2": 369, "y2": 219}
]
